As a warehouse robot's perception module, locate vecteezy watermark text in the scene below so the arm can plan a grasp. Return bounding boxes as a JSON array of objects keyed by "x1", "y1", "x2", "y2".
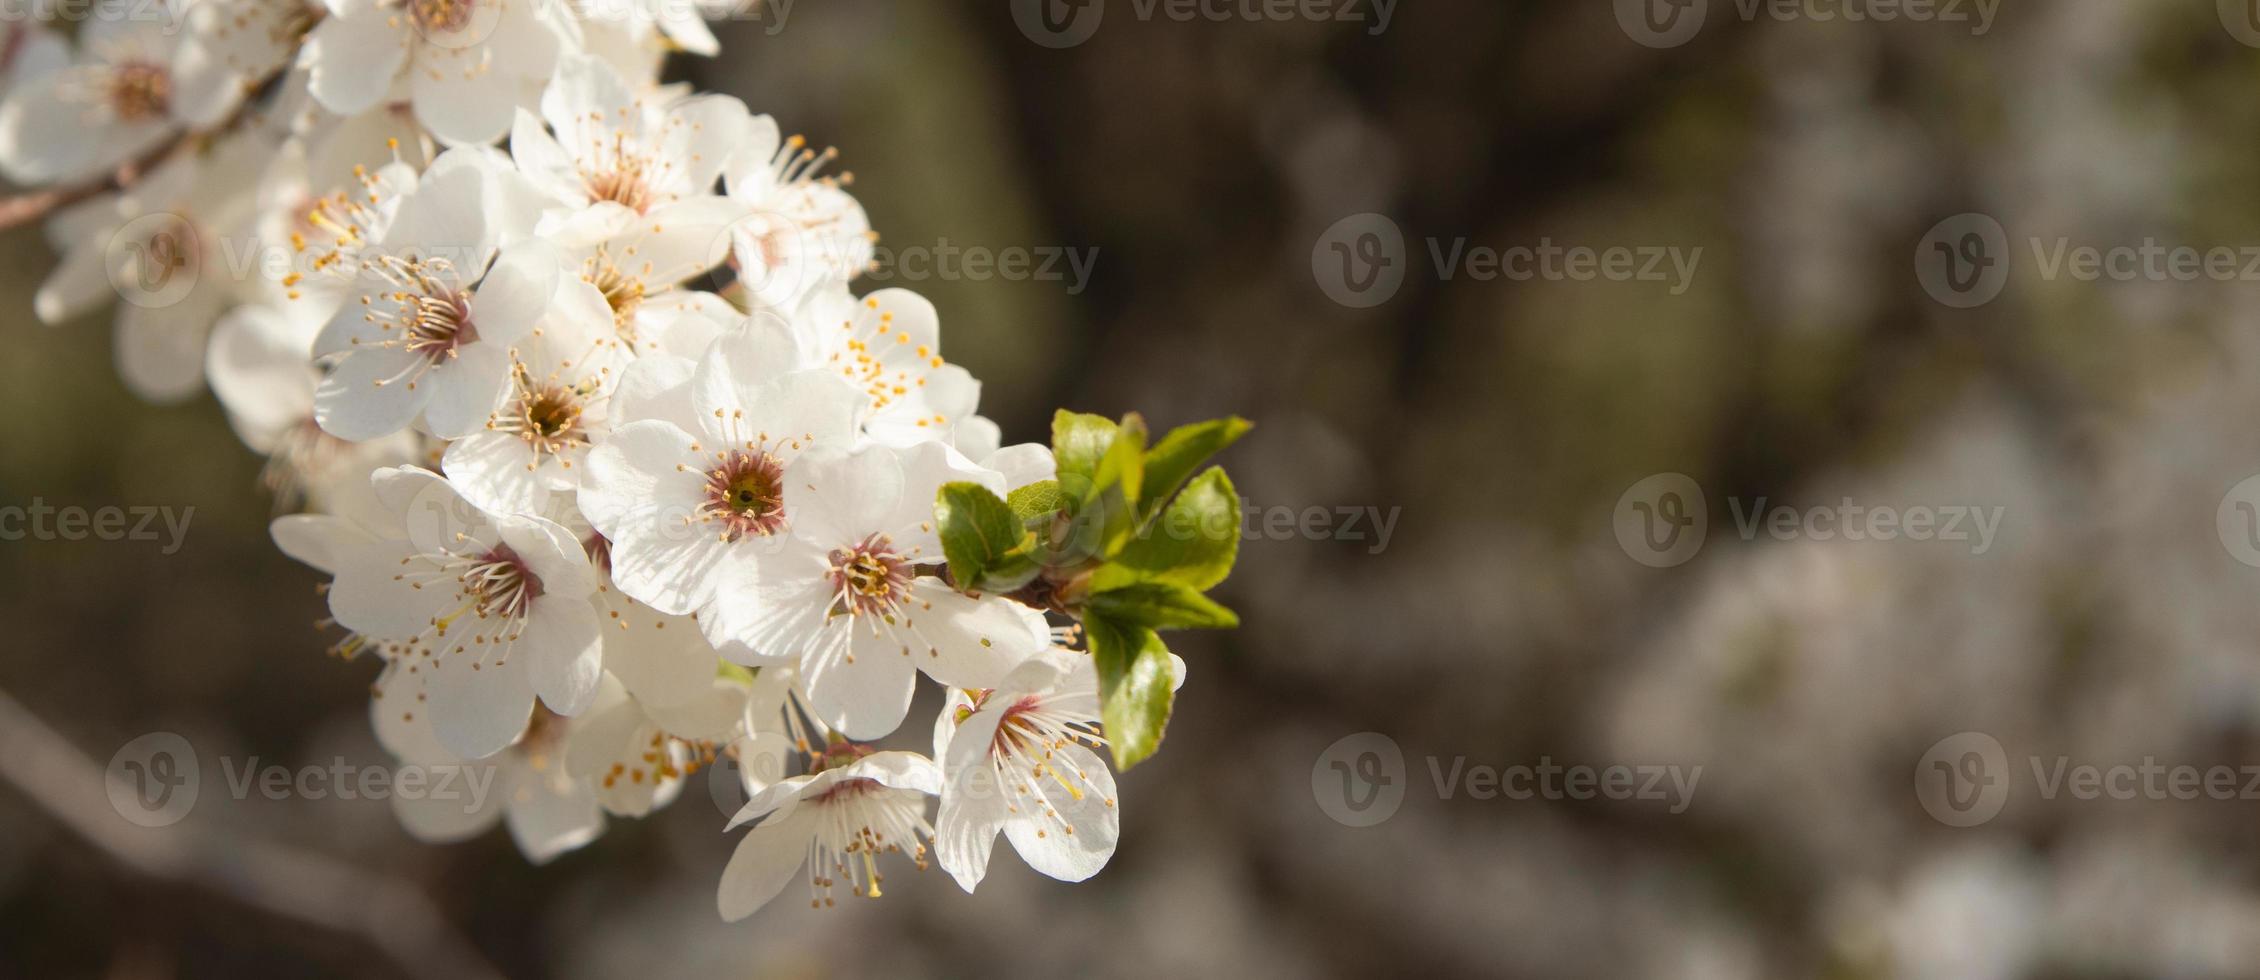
[
  {"x1": 1012, "y1": 0, "x2": 1395, "y2": 48},
  {"x1": 1614, "y1": 0, "x2": 2001, "y2": 49},
  {"x1": 1238, "y1": 500, "x2": 1399, "y2": 554},
  {"x1": 859, "y1": 240, "x2": 1100, "y2": 295},
  {"x1": 1915, "y1": 212, "x2": 2260, "y2": 308},
  {"x1": 0, "y1": 499, "x2": 192, "y2": 554},
  {"x1": 1313, "y1": 213, "x2": 1703, "y2": 308},
  {"x1": 1917, "y1": 731, "x2": 2260, "y2": 827},
  {"x1": 1311, "y1": 732, "x2": 1701, "y2": 826},
  {"x1": 107, "y1": 732, "x2": 496, "y2": 828},
  {"x1": 1613, "y1": 473, "x2": 2005, "y2": 567}
]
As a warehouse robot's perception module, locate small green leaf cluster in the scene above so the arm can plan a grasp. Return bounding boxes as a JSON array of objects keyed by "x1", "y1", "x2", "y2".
[{"x1": 933, "y1": 411, "x2": 1250, "y2": 768}]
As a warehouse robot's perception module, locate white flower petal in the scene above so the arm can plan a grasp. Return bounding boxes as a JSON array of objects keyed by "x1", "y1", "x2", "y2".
[
  {"x1": 803, "y1": 621, "x2": 917, "y2": 740},
  {"x1": 718, "y1": 807, "x2": 810, "y2": 921},
  {"x1": 315, "y1": 348, "x2": 433, "y2": 440},
  {"x1": 503, "y1": 764, "x2": 605, "y2": 864},
  {"x1": 784, "y1": 445, "x2": 904, "y2": 553},
  {"x1": 420, "y1": 342, "x2": 512, "y2": 439},
  {"x1": 579, "y1": 419, "x2": 730, "y2": 614},
  {"x1": 303, "y1": 9, "x2": 409, "y2": 116},
  {"x1": 328, "y1": 540, "x2": 437, "y2": 639},
  {"x1": 471, "y1": 239, "x2": 564, "y2": 343},
  {"x1": 522, "y1": 595, "x2": 603, "y2": 716},
  {"x1": 906, "y1": 583, "x2": 1045, "y2": 689},
  {"x1": 207, "y1": 306, "x2": 316, "y2": 452},
  {"x1": 390, "y1": 763, "x2": 507, "y2": 842},
  {"x1": 270, "y1": 513, "x2": 379, "y2": 575},
  {"x1": 1000, "y1": 742, "x2": 1118, "y2": 882},
  {"x1": 425, "y1": 650, "x2": 536, "y2": 760},
  {"x1": 442, "y1": 432, "x2": 548, "y2": 517}
]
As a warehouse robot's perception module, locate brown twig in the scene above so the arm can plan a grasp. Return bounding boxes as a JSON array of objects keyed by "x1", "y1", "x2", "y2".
[
  {"x1": 0, "y1": 61, "x2": 296, "y2": 233},
  {"x1": 0, "y1": 140, "x2": 170, "y2": 231},
  {"x1": 0, "y1": 686, "x2": 505, "y2": 980}
]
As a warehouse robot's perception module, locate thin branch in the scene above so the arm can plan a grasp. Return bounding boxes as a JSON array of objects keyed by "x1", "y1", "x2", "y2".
[
  {"x1": 0, "y1": 686, "x2": 504, "y2": 980},
  {"x1": 0, "y1": 61, "x2": 296, "y2": 233},
  {"x1": 0, "y1": 137, "x2": 172, "y2": 231}
]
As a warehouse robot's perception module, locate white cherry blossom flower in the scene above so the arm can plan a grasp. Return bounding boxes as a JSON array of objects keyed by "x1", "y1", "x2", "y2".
[
  {"x1": 565, "y1": 672, "x2": 748, "y2": 817},
  {"x1": 251, "y1": 109, "x2": 426, "y2": 329},
  {"x1": 326, "y1": 466, "x2": 602, "y2": 759},
  {"x1": 173, "y1": 0, "x2": 320, "y2": 126},
  {"x1": 696, "y1": 441, "x2": 1044, "y2": 739},
  {"x1": 717, "y1": 746, "x2": 939, "y2": 919},
  {"x1": 373, "y1": 666, "x2": 606, "y2": 863},
  {"x1": 587, "y1": 532, "x2": 730, "y2": 719},
  {"x1": 301, "y1": 0, "x2": 564, "y2": 145},
  {"x1": 932, "y1": 647, "x2": 1122, "y2": 892},
  {"x1": 794, "y1": 284, "x2": 980, "y2": 447},
  {"x1": 509, "y1": 53, "x2": 748, "y2": 215},
  {"x1": 311, "y1": 157, "x2": 558, "y2": 441},
  {"x1": 0, "y1": 9, "x2": 191, "y2": 185},
  {"x1": 722, "y1": 125, "x2": 873, "y2": 312},
  {"x1": 951, "y1": 415, "x2": 1058, "y2": 492},
  {"x1": 439, "y1": 269, "x2": 626, "y2": 516},
  {"x1": 35, "y1": 135, "x2": 265, "y2": 403},
  {"x1": 538, "y1": 196, "x2": 749, "y2": 354},
  {"x1": 556, "y1": 0, "x2": 717, "y2": 61},
  {"x1": 209, "y1": 303, "x2": 418, "y2": 523},
  {"x1": 576, "y1": 323, "x2": 864, "y2": 620}
]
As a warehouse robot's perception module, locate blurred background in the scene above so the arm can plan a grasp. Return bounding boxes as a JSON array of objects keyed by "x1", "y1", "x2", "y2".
[{"x1": 15, "y1": 0, "x2": 2260, "y2": 976}]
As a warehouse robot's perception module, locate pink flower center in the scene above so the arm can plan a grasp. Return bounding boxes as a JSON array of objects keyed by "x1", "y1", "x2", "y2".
[
  {"x1": 462, "y1": 544, "x2": 542, "y2": 620},
  {"x1": 701, "y1": 450, "x2": 787, "y2": 541},
  {"x1": 106, "y1": 61, "x2": 169, "y2": 123},
  {"x1": 825, "y1": 534, "x2": 909, "y2": 618},
  {"x1": 407, "y1": 0, "x2": 476, "y2": 35}
]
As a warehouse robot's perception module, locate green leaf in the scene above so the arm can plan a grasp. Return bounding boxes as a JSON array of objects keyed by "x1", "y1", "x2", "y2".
[
  {"x1": 1092, "y1": 466, "x2": 1240, "y2": 593},
  {"x1": 1087, "y1": 617, "x2": 1180, "y2": 770},
  {"x1": 934, "y1": 482, "x2": 1039, "y2": 593},
  {"x1": 1090, "y1": 414, "x2": 1147, "y2": 557},
  {"x1": 1005, "y1": 480, "x2": 1064, "y2": 523},
  {"x1": 1087, "y1": 581, "x2": 1241, "y2": 630},
  {"x1": 1138, "y1": 416, "x2": 1250, "y2": 522},
  {"x1": 1051, "y1": 410, "x2": 1118, "y2": 488}
]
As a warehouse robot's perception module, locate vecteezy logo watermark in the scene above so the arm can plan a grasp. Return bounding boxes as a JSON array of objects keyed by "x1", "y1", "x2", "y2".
[
  {"x1": 1915, "y1": 212, "x2": 2010, "y2": 308},
  {"x1": 0, "y1": 0, "x2": 187, "y2": 29},
  {"x1": 1014, "y1": 0, "x2": 1394, "y2": 47},
  {"x1": 1917, "y1": 212, "x2": 2260, "y2": 308},
  {"x1": 1613, "y1": 474, "x2": 2007, "y2": 566},
  {"x1": 106, "y1": 212, "x2": 201, "y2": 310},
  {"x1": 859, "y1": 240, "x2": 1101, "y2": 295},
  {"x1": 2216, "y1": 474, "x2": 2260, "y2": 567},
  {"x1": 1313, "y1": 213, "x2": 1703, "y2": 309},
  {"x1": 1427, "y1": 237, "x2": 1702, "y2": 295},
  {"x1": 1312, "y1": 732, "x2": 1406, "y2": 826},
  {"x1": 1238, "y1": 501, "x2": 1401, "y2": 554},
  {"x1": 1915, "y1": 731, "x2": 2009, "y2": 827},
  {"x1": 1312, "y1": 212, "x2": 1406, "y2": 308},
  {"x1": 568, "y1": 0, "x2": 794, "y2": 37},
  {"x1": 1613, "y1": 473, "x2": 1708, "y2": 568},
  {"x1": 1917, "y1": 731, "x2": 2260, "y2": 827},
  {"x1": 2220, "y1": 0, "x2": 2260, "y2": 47},
  {"x1": 107, "y1": 733, "x2": 500, "y2": 826},
  {"x1": 1013, "y1": 0, "x2": 1106, "y2": 47},
  {"x1": 1614, "y1": 0, "x2": 1707, "y2": 49},
  {"x1": 1616, "y1": 0, "x2": 2000, "y2": 48},
  {"x1": 1312, "y1": 733, "x2": 1702, "y2": 826},
  {"x1": 106, "y1": 732, "x2": 200, "y2": 828},
  {"x1": 704, "y1": 731, "x2": 794, "y2": 818},
  {"x1": 0, "y1": 499, "x2": 194, "y2": 553}
]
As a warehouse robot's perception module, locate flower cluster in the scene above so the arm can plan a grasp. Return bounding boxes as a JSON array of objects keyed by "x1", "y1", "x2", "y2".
[{"x1": 3, "y1": 0, "x2": 1245, "y2": 918}]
